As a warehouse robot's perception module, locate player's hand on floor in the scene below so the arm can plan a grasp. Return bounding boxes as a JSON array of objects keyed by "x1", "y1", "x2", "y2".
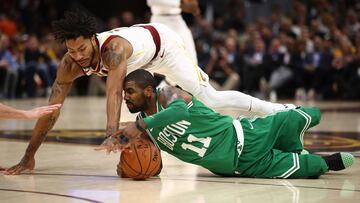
[
  {"x1": 4, "y1": 156, "x2": 35, "y2": 175},
  {"x1": 115, "y1": 141, "x2": 132, "y2": 153},
  {"x1": 111, "y1": 130, "x2": 132, "y2": 152},
  {"x1": 94, "y1": 136, "x2": 121, "y2": 154},
  {"x1": 119, "y1": 122, "x2": 143, "y2": 141}
]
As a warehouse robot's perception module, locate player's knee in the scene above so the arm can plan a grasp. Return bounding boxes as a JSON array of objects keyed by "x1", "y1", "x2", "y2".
[{"x1": 300, "y1": 107, "x2": 322, "y2": 126}]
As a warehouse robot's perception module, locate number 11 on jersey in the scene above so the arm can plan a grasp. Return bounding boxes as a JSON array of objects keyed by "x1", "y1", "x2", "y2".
[{"x1": 181, "y1": 134, "x2": 211, "y2": 157}]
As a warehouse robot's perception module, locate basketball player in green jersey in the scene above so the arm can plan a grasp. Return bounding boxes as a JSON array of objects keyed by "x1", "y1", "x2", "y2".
[{"x1": 104, "y1": 69, "x2": 355, "y2": 178}]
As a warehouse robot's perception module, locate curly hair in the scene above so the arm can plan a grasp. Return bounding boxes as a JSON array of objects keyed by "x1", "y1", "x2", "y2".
[{"x1": 52, "y1": 10, "x2": 98, "y2": 43}]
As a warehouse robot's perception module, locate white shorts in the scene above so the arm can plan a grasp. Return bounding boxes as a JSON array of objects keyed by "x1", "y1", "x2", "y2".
[
  {"x1": 143, "y1": 23, "x2": 208, "y2": 96},
  {"x1": 150, "y1": 15, "x2": 197, "y2": 62}
]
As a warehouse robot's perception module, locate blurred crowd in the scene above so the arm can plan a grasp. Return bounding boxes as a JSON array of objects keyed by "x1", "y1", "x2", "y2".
[{"x1": 0, "y1": 0, "x2": 359, "y2": 101}]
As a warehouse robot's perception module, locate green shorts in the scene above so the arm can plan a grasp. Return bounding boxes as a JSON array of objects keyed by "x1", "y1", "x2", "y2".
[{"x1": 235, "y1": 107, "x2": 328, "y2": 178}]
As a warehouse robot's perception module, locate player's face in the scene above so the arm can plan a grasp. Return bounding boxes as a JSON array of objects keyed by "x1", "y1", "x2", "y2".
[
  {"x1": 124, "y1": 81, "x2": 148, "y2": 113},
  {"x1": 66, "y1": 36, "x2": 95, "y2": 67}
]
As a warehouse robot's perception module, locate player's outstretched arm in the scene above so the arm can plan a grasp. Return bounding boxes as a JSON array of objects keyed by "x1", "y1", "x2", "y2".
[
  {"x1": 0, "y1": 103, "x2": 61, "y2": 119},
  {"x1": 4, "y1": 55, "x2": 83, "y2": 175},
  {"x1": 102, "y1": 38, "x2": 128, "y2": 138}
]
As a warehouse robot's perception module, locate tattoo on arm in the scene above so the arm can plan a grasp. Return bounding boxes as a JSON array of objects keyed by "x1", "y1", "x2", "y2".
[
  {"x1": 49, "y1": 81, "x2": 72, "y2": 102},
  {"x1": 24, "y1": 81, "x2": 72, "y2": 156},
  {"x1": 160, "y1": 86, "x2": 193, "y2": 107},
  {"x1": 161, "y1": 86, "x2": 183, "y2": 106},
  {"x1": 103, "y1": 42, "x2": 124, "y2": 68},
  {"x1": 25, "y1": 108, "x2": 60, "y2": 156}
]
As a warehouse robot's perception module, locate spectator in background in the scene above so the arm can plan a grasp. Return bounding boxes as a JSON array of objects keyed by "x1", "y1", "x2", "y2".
[
  {"x1": 11, "y1": 35, "x2": 27, "y2": 98},
  {"x1": 121, "y1": 11, "x2": 135, "y2": 27},
  {"x1": 107, "y1": 16, "x2": 121, "y2": 30},
  {"x1": 300, "y1": 27, "x2": 314, "y2": 53},
  {"x1": 40, "y1": 33, "x2": 59, "y2": 82},
  {"x1": 323, "y1": 55, "x2": 347, "y2": 99},
  {"x1": 0, "y1": 14, "x2": 18, "y2": 38},
  {"x1": 262, "y1": 38, "x2": 293, "y2": 100},
  {"x1": 242, "y1": 38, "x2": 267, "y2": 95},
  {"x1": 341, "y1": 49, "x2": 360, "y2": 100},
  {"x1": 0, "y1": 33, "x2": 19, "y2": 99},
  {"x1": 322, "y1": 38, "x2": 357, "y2": 100},
  {"x1": 297, "y1": 36, "x2": 328, "y2": 100},
  {"x1": 269, "y1": 5, "x2": 283, "y2": 36},
  {"x1": 193, "y1": 19, "x2": 213, "y2": 68},
  {"x1": 224, "y1": 0, "x2": 245, "y2": 33},
  {"x1": 24, "y1": 34, "x2": 55, "y2": 97},
  {"x1": 344, "y1": 9, "x2": 360, "y2": 39},
  {"x1": 205, "y1": 37, "x2": 240, "y2": 90},
  {"x1": 290, "y1": 39, "x2": 307, "y2": 101}
]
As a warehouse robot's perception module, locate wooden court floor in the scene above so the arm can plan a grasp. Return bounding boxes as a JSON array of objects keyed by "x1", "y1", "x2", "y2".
[{"x1": 1, "y1": 97, "x2": 359, "y2": 203}]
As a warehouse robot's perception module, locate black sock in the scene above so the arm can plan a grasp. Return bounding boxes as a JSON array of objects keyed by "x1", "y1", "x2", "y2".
[{"x1": 323, "y1": 153, "x2": 345, "y2": 171}]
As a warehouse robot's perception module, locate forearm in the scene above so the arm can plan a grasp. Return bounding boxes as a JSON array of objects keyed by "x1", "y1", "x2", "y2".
[
  {"x1": 25, "y1": 111, "x2": 60, "y2": 157},
  {"x1": 102, "y1": 38, "x2": 128, "y2": 137},
  {"x1": 24, "y1": 81, "x2": 71, "y2": 157},
  {"x1": 106, "y1": 92, "x2": 122, "y2": 137},
  {"x1": 0, "y1": 103, "x2": 27, "y2": 119}
]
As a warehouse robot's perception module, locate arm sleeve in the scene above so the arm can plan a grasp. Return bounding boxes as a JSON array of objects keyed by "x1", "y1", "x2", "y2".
[{"x1": 143, "y1": 99, "x2": 189, "y2": 129}]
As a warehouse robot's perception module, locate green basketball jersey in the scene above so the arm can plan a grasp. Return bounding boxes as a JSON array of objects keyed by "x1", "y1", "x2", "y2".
[{"x1": 139, "y1": 90, "x2": 239, "y2": 175}]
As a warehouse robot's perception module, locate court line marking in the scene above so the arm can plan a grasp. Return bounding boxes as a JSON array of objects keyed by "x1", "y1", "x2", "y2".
[
  {"x1": 159, "y1": 177, "x2": 360, "y2": 192},
  {"x1": 3, "y1": 172, "x2": 359, "y2": 193},
  {"x1": 0, "y1": 188, "x2": 103, "y2": 203}
]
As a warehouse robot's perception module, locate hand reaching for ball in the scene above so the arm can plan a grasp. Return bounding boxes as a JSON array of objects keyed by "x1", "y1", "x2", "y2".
[{"x1": 94, "y1": 131, "x2": 131, "y2": 154}]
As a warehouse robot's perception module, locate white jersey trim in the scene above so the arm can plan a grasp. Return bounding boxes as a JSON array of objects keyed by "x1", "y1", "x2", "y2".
[{"x1": 233, "y1": 120, "x2": 244, "y2": 158}]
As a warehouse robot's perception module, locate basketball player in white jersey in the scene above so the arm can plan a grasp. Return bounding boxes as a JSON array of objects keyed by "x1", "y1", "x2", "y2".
[
  {"x1": 3, "y1": 10, "x2": 294, "y2": 175},
  {"x1": 147, "y1": 0, "x2": 199, "y2": 62}
]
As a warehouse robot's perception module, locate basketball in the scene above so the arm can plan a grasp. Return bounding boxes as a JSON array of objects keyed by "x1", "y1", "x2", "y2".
[{"x1": 117, "y1": 138, "x2": 162, "y2": 180}]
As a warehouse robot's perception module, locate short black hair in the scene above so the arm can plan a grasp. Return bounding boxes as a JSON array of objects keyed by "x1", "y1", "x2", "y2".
[
  {"x1": 125, "y1": 69, "x2": 156, "y2": 91},
  {"x1": 52, "y1": 10, "x2": 98, "y2": 43}
]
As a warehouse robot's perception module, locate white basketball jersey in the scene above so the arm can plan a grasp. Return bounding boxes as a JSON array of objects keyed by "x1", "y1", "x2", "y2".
[{"x1": 81, "y1": 26, "x2": 156, "y2": 77}]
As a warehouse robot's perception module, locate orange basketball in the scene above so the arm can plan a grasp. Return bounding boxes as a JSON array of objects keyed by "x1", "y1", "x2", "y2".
[{"x1": 117, "y1": 138, "x2": 162, "y2": 180}]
